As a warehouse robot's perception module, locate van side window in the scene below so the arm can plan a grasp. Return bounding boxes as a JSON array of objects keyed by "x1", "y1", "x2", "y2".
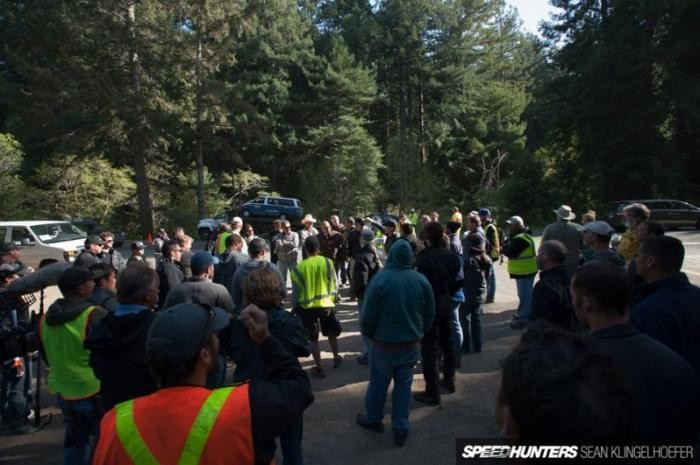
[
  {"x1": 0, "y1": 227, "x2": 7, "y2": 243},
  {"x1": 11, "y1": 227, "x2": 33, "y2": 245},
  {"x1": 277, "y1": 199, "x2": 294, "y2": 206}
]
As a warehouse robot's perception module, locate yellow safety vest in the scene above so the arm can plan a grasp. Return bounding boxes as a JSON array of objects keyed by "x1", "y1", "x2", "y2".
[
  {"x1": 40, "y1": 305, "x2": 100, "y2": 400},
  {"x1": 507, "y1": 233, "x2": 537, "y2": 276},
  {"x1": 291, "y1": 255, "x2": 337, "y2": 309}
]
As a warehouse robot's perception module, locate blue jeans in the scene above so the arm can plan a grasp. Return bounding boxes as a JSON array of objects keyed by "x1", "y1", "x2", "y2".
[
  {"x1": 450, "y1": 302, "x2": 463, "y2": 358},
  {"x1": 359, "y1": 299, "x2": 372, "y2": 359},
  {"x1": 460, "y1": 304, "x2": 482, "y2": 352},
  {"x1": 56, "y1": 396, "x2": 103, "y2": 465},
  {"x1": 1, "y1": 357, "x2": 29, "y2": 427},
  {"x1": 486, "y1": 267, "x2": 496, "y2": 301},
  {"x1": 364, "y1": 345, "x2": 419, "y2": 432},
  {"x1": 280, "y1": 415, "x2": 304, "y2": 465},
  {"x1": 514, "y1": 276, "x2": 535, "y2": 322}
]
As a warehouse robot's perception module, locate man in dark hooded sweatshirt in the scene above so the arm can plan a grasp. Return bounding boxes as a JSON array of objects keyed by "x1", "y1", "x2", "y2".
[
  {"x1": 39, "y1": 266, "x2": 108, "y2": 464},
  {"x1": 83, "y1": 264, "x2": 160, "y2": 411},
  {"x1": 356, "y1": 240, "x2": 435, "y2": 447}
]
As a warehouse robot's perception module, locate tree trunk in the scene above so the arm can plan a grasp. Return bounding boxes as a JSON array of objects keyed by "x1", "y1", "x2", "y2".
[
  {"x1": 195, "y1": 19, "x2": 206, "y2": 219},
  {"x1": 127, "y1": 1, "x2": 154, "y2": 236}
]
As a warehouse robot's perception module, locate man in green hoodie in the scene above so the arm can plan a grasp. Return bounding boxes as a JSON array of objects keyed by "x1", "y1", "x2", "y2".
[
  {"x1": 39, "y1": 266, "x2": 107, "y2": 465},
  {"x1": 356, "y1": 240, "x2": 435, "y2": 447}
]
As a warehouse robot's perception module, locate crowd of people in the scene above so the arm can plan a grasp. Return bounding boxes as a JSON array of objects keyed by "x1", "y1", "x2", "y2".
[{"x1": 1, "y1": 200, "x2": 699, "y2": 463}]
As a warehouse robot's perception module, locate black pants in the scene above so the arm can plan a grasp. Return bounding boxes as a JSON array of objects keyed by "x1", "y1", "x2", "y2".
[{"x1": 421, "y1": 293, "x2": 456, "y2": 396}]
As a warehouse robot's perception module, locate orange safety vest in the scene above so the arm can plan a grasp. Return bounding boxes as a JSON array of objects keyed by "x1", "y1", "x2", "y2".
[{"x1": 93, "y1": 384, "x2": 255, "y2": 465}]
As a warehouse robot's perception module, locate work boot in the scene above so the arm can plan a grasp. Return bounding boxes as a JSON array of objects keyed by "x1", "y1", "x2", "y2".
[
  {"x1": 356, "y1": 414, "x2": 384, "y2": 433},
  {"x1": 440, "y1": 379, "x2": 456, "y2": 394},
  {"x1": 413, "y1": 392, "x2": 441, "y2": 405},
  {"x1": 394, "y1": 430, "x2": 408, "y2": 447}
]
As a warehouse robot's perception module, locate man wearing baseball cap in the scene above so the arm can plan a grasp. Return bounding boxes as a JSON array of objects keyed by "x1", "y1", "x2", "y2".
[
  {"x1": 162, "y1": 251, "x2": 234, "y2": 313},
  {"x1": 39, "y1": 266, "x2": 108, "y2": 464},
  {"x1": 93, "y1": 303, "x2": 314, "y2": 465},
  {"x1": 502, "y1": 216, "x2": 537, "y2": 329},
  {"x1": 126, "y1": 241, "x2": 146, "y2": 266},
  {"x1": 74, "y1": 235, "x2": 105, "y2": 268},
  {"x1": 0, "y1": 242, "x2": 34, "y2": 276},
  {"x1": 581, "y1": 221, "x2": 625, "y2": 269}
]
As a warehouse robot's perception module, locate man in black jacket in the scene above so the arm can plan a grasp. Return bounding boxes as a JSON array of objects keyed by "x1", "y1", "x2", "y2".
[
  {"x1": 346, "y1": 219, "x2": 364, "y2": 296},
  {"x1": 352, "y1": 228, "x2": 381, "y2": 365},
  {"x1": 572, "y1": 262, "x2": 700, "y2": 440},
  {"x1": 74, "y1": 236, "x2": 105, "y2": 268},
  {"x1": 214, "y1": 233, "x2": 249, "y2": 295},
  {"x1": 84, "y1": 264, "x2": 160, "y2": 411},
  {"x1": 531, "y1": 240, "x2": 575, "y2": 330},
  {"x1": 157, "y1": 240, "x2": 185, "y2": 306},
  {"x1": 414, "y1": 222, "x2": 464, "y2": 404}
]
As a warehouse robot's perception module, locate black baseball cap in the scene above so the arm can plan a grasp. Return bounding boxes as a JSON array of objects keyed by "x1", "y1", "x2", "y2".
[
  {"x1": 58, "y1": 266, "x2": 100, "y2": 295},
  {"x1": 85, "y1": 235, "x2": 104, "y2": 246},
  {"x1": 146, "y1": 303, "x2": 230, "y2": 367}
]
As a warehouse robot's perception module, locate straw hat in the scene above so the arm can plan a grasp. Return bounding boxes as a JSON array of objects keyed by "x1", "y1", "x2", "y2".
[
  {"x1": 553, "y1": 205, "x2": 576, "y2": 221},
  {"x1": 301, "y1": 214, "x2": 317, "y2": 225}
]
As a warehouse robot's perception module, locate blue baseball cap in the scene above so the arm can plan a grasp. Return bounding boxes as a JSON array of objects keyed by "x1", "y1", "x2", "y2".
[
  {"x1": 478, "y1": 208, "x2": 491, "y2": 217},
  {"x1": 190, "y1": 251, "x2": 220, "y2": 274}
]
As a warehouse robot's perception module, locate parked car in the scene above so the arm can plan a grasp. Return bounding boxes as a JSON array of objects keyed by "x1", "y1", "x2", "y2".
[
  {"x1": 0, "y1": 220, "x2": 87, "y2": 268},
  {"x1": 604, "y1": 199, "x2": 700, "y2": 231},
  {"x1": 238, "y1": 196, "x2": 303, "y2": 221},
  {"x1": 197, "y1": 210, "x2": 234, "y2": 240},
  {"x1": 70, "y1": 219, "x2": 127, "y2": 247}
]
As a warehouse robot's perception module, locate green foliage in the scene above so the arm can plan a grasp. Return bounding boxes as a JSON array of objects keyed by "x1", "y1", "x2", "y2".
[
  {"x1": 301, "y1": 115, "x2": 384, "y2": 217},
  {"x1": 0, "y1": 133, "x2": 37, "y2": 219},
  {"x1": 31, "y1": 154, "x2": 136, "y2": 227},
  {"x1": 165, "y1": 166, "x2": 227, "y2": 231}
]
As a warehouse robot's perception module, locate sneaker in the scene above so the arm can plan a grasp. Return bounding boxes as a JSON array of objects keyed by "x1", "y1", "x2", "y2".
[
  {"x1": 413, "y1": 392, "x2": 441, "y2": 405},
  {"x1": 333, "y1": 355, "x2": 343, "y2": 368},
  {"x1": 394, "y1": 430, "x2": 408, "y2": 447},
  {"x1": 356, "y1": 354, "x2": 369, "y2": 365},
  {"x1": 356, "y1": 414, "x2": 384, "y2": 433},
  {"x1": 485, "y1": 298, "x2": 494, "y2": 304},
  {"x1": 510, "y1": 319, "x2": 529, "y2": 329},
  {"x1": 440, "y1": 379, "x2": 456, "y2": 394},
  {"x1": 311, "y1": 367, "x2": 326, "y2": 379}
]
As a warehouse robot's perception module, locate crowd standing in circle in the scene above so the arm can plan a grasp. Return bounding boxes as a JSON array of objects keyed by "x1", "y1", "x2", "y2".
[{"x1": 1, "y1": 199, "x2": 699, "y2": 464}]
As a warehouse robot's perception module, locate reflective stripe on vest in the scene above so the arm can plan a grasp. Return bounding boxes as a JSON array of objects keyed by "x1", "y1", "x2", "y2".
[
  {"x1": 217, "y1": 232, "x2": 232, "y2": 255},
  {"x1": 291, "y1": 255, "x2": 336, "y2": 309},
  {"x1": 115, "y1": 387, "x2": 235, "y2": 465},
  {"x1": 40, "y1": 305, "x2": 100, "y2": 399},
  {"x1": 507, "y1": 233, "x2": 538, "y2": 276}
]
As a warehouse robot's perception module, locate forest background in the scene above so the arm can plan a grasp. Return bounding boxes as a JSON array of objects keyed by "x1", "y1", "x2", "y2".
[{"x1": 1, "y1": 0, "x2": 698, "y2": 235}]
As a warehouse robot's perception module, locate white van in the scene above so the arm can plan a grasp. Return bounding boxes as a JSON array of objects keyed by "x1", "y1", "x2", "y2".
[{"x1": 0, "y1": 221, "x2": 87, "y2": 268}]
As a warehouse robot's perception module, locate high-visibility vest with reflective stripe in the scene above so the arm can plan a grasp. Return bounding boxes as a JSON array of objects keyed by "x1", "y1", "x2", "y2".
[
  {"x1": 39, "y1": 305, "x2": 100, "y2": 400},
  {"x1": 291, "y1": 255, "x2": 337, "y2": 309},
  {"x1": 217, "y1": 232, "x2": 232, "y2": 255},
  {"x1": 93, "y1": 385, "x2": 254, "y2": 465},
  {"x1": 507, "y1": 232, "x2": 538, "y2": 276}
]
